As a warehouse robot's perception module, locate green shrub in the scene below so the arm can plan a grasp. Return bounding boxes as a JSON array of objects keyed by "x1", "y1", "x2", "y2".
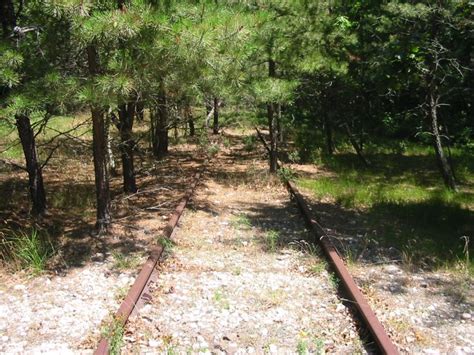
[
  {"x1": 277, "y1": 166, "x2": 296, "y2": 182},
  {"x1": 243, "y1": 135, "x2": 257, "y2": 152},
  {"x1": 207, "y1": 144, "x2": 219, "y2": 157}
]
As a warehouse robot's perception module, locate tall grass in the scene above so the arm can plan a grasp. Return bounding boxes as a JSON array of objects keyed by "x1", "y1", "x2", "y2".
[
  {"x1": 297, "y1": 144, "x2": 474, "y2": 270},
  {"x1": 0, "y1": 229, "x2": 54, "y2": 275}
]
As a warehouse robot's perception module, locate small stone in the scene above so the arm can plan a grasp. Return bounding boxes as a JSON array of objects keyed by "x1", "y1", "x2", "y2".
[
  {"x1": 269, "y1": 344, "x2": 278, "y2": 354},
  {"x1": 336, "y1": 304, "x2": 345, "y2": 313},
  {"x1": 148, "y1": 339, "x2": 160, "y2": 348},
  {"x1": 91, "y1": 252, "x2": 104, "y2": 262},
  {"x1": 384, "y1": 265, "x2": 400, "y2": 274},
  {"x1": 406, "y1": 335, "x2": 415, "y2": 343},
  {"x1": 461, "y1": 313, "x2": 471, "y2": 320},
  {"x1": 14, "y1": 285, "x2": 26, "y2": 291}
]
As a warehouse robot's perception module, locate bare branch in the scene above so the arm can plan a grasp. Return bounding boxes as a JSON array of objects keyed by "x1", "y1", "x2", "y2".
[
  {"x1": 40, "y1": 144, "x2": 61, "y2": 169},
  {"x1": 0, "y1": 158, "x2": 26, "y2": 171}
]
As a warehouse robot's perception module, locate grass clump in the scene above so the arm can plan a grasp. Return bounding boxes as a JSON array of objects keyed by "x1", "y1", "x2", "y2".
[
  {"x1": 0, "y1": 228, "x2": 54, "y2": 275},
  {"x1": 296, "y1": 339, "x2": 308, "y2": 355},
  {"x1": 157, "y1": 235, "x2": 175, "y2": 255},
  {"x1": 207, "y1": 144, "x2": 220, "y2": 157},
  {"x1": 231, "y1": 213, "x2": 252, "y2": 230},
  {"x1": 111, "y1": 251, "x2": 141, "y2": 271},
  {"x1": 328, "y1": 273, "x2": 340, "y2": 289},
  {"x1": 308, "y1": 262, "x2": 326, "y2": 275},
  {"x1": 101, "y1": 316, "x2": 125, "y2": 355},
  {"x1": 296, "y1": 333, "x2": 325, "y2": 355},
  {"x1": 265, "y1": 230, "x2": 280, "y2": 252},
  {"x1": 213, "y1": 288, "x2": 230, "y2": 310}
]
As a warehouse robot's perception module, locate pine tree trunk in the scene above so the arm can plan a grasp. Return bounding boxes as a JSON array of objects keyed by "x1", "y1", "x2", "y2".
[
  {"x1": 429, "y1": 85, "x2": 457, "y2": 191},
  {"x1": 213, "y1": 97, "x2": 219, "y2": 135},
  {"x1": 152, "y1": 83, "x2": 169, "y2": 158},
  {"x1": 91, "y1": 107, "x2": 110, "y2": 231},
  {"x1": 105, "y1": 114, "x2": 117, "y2": 177},
  {"x1": 0, "y1": 0, "x2": 16, "y2": 37},
  {"x1": 268, "y1": 58, "x2": 278, "y2": 173},
  {"x1": 185, "y1": 104, "x2": 195, "y2": 137},
  {"x1": 135, "y1": 101, "x2": 144, "y2": 122},
  {"x1": 324, "y1": 113, "x2": 334, "y2": 155},
  {"x1": 205, "y1": 99, "x2": 213, "y2": 128},
  {"x1": 16, "y1": 114, "x2": 46, "y2": 215},
  {"x1": 118, "y1": 103, "x2": 137, "y2": 193},
  {"x1": 87, "y1": 45, "x2": 110, "y2": 232},
  {"x1": 276, "y1": 103, "x2": 283, "y2": 143},
  {"x1": 344, "y1": 123, "x2": 369, "y2": 167},
  {"x1": 189, "y1": 118, "x2": 195, "y2": 137}
]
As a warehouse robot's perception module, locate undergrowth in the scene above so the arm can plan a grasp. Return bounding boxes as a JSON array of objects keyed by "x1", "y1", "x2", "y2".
[
  {"x1": 111, "y1": 251, "x2": 142, "y2": 271},
  {"x1": 297, "y1": 145, "x2": 474, "y2": 271},
  {"x1": 0, "y1": 228, "x2": 54, "y2": 275}
]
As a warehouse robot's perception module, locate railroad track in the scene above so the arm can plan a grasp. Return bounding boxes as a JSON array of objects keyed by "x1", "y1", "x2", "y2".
[
  {"x1": 93, "y1": 131, "x2": 398, "y2": 354},
  {"x1": 256, "y1": 127, "x2": 398, "y2": 354},
  {"x1": 94, "y1": 165, "x2": 206, "y2": 355}
]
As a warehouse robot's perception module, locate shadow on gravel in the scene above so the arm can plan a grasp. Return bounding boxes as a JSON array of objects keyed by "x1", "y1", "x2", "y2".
[
  {"x1": 240, "y1": 199, "x2": 379, "y2": 354},
  {"x1": 302, "y1": 194, "x2": 474, "y2": 269}
]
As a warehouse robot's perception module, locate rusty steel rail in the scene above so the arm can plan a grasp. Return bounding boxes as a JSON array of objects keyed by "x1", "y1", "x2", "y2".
[
  {"x1": 94, "y1": 166, "x2": 205, "y2": 355},
  {"x1": 255, "y1": 127, "x2": 398, "y2": 355}
]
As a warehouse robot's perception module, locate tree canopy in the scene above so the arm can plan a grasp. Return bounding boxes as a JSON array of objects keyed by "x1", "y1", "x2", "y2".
[{"x1": 1, "y1": 0, "x2": 472, "y2": 226}]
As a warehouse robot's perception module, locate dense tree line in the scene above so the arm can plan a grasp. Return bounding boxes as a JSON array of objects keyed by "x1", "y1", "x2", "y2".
[{"x1": 1, "y1": 0, "x2": 472, "y2": 231}]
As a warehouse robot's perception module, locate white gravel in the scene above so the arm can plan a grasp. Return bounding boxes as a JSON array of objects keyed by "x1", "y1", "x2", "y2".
[
  {"x1": 124, "y1": 145, "x2": 365, "y2": 354},
  {"x1": 0, "y1": 260, "x2": 136, "y2": 354}
]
